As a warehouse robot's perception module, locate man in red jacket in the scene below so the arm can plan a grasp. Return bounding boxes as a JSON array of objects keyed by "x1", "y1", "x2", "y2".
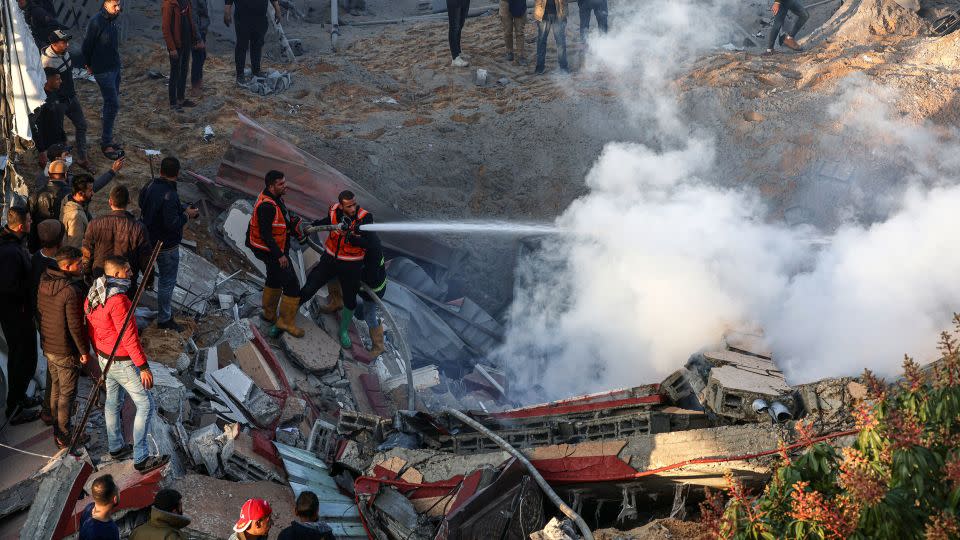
[{"x1": 85, "y1": 256, "x2": 169, "y2": 473}]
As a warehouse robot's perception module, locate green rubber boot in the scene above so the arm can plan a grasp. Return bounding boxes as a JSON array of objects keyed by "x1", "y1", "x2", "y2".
[{"x1": 339, "y1": 308, "x2": 354, "y2": 349}]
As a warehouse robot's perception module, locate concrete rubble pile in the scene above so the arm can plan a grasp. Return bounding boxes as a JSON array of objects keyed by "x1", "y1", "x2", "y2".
[
  {"x1": 0, "y1": 199, "x2": 868, "y2": 540},
  {"x1": 3, "y1": 124, "x2": 867, "y2": 540}
]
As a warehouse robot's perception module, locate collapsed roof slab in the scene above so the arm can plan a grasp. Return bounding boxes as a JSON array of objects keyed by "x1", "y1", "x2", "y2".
[{"x1": 215, "y1": 113, "x2": 465, "y2": 271}]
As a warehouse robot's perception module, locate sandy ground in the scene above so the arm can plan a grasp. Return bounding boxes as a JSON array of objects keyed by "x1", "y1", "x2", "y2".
[
  {"x1": 594, "y1": 517, "x2": 710, "y2": 540},
  {"x1": 37, "y1": 0, "x2": 960, "y2": 314}
]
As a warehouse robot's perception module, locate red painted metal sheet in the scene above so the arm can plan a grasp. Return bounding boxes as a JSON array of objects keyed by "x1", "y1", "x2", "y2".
[
  {"x1": 62, "y1": 465, "x2": 163, "y2": 537},
  {"x1": 249, "y1": 321, "x2": 293, "y2": 393},
  {"x1": 216, "y1": 113, "x2": 463, "y2": 270},
  {"x1": 530, "y1": 455, "x2": 639, "y2": 483},
  {"x1": 491, "y1": 394, "x2": 664, "y2": 420},
  {"x1": 445, "y1": 470, "x2": 483, "y2": 515}
]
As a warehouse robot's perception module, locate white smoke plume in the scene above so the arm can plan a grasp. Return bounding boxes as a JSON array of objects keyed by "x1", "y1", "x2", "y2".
[{"x1": 497, "y1": 0, "x2": 960, "y2": 401}]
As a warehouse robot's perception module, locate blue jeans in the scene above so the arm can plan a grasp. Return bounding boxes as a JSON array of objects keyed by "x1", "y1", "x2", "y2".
[
  {"x1": 355, "y1": 297, "x2": 380, "y2": 329},
  {"x1": 767, "y1": 0, "x2": 809, "y2": 49},
  {"x1": 99, "y1": 357, "x2": 155, "y2": 463},
  {"x1": 536, "y1": 16, "x2": 568, "y2": 73},
  {"x1": 93, "y1": 70, "x2": 121, "y2": 146},
  {"x1": 192, "y1": 31, "x2": 207, "y2": 86},
  {"x1": 156, "y1": 247, "x2": 180, "y2": 324}
]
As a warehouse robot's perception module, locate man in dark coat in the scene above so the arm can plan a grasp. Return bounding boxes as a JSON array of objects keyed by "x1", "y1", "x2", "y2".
[
  {"x1": 36, "y1": 246, "x2": 90, "y2": 446},
  {"x1": 0, "y1": 206, "x2": 41, "y2": 425}
]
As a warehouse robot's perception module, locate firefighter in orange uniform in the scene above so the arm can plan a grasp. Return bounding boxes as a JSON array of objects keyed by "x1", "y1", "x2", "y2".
[
  {"x1": 299, "y1": 190, "x2": 374, "y2": 349},
  {"x1": 245, "y1": 170, "x2": 306, "y2": 337}
]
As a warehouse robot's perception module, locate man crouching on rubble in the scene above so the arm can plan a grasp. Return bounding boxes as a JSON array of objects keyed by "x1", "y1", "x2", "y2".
[
  {"x1": 246, "y1": 170, "x2": 307, "y2": 338},
  {"x1": 300, "y1": 190, "x2": 374, "y2": 350},
  {"x1": 85, "y1": 256, "x2": 169, "y2": 473}
]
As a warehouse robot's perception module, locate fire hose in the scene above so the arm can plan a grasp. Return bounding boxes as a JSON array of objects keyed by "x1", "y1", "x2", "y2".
[{"x1": 444, "y1": 407, "x2": 596, "y2": 540}]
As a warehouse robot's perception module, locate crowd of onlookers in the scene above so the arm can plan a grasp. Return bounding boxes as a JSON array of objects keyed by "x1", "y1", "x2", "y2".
[
  {"x1": 0, "y1": 153, "x2": 200, "y2": 466},
  {"x1": 76, "y1": 479, "x2": 336, "y2": 540},
  {"x1": 446, "y1": 0, "x2": 609, "y2": 74}
]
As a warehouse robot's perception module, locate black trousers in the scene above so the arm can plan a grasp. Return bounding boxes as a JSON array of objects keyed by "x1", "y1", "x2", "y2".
[
  {"x1": 0, "y1": 315, "x2": 38, "y2": 415},
  {"x1": 168, "y1": 48, "x2": 190, "y2": 106},
  {"x1": 234, "y1": 15, "x2": 268, "y2": 78},
  {"x1": 300, "y1": 254, "x2": 363, "y2": 310},
  {"x1": 579, "y1": 0, "x2": 608, "y2": 37},
  {"x1": 255, "y1": 251, "x2": 301, "y2": 296},
  {"x1": 446, "y1": 0, "x2": 471, "y2": 59}
]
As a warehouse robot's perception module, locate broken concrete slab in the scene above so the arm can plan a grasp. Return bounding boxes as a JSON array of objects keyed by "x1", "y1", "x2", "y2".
[
  {"x1": 234, "y1": 341, "x2": 281, "y2": 391},
  {"x1": 370, "y1": 486, "x2": 424, "y2": 538},
  {"x1": 280, "y1": 312, "x2": 340, "y2": 374},
  {"x1": 21, "y1": 456, "x2": 92, "y2": 540},
  {"x1": 211, "y1": 364, "x2": 281, "y2": 428},
  {"x1": 217, "y1": 318, "x2": 257, "y2": 349},
  {"x1": 279, "y1": 396, "x2": 307, "y2": 425},
  {"x1": 189, "y1": 424, "x2": 226, "y2": 476},
  {"x1": 0, "y1": 476, "x2": 40, "y2": 519},
  {"x1": 148, "y1": 362, "x2": 190, "y2": 420},
  {"x1": 382, "y1": 365, "x2": 440, "y2": 392},
  {"x1": 335, "y1": 439, "x2": 369, "y2": 474},
  {"x1": 220, "y1": 200, "x2": 266, "y2": 276}
]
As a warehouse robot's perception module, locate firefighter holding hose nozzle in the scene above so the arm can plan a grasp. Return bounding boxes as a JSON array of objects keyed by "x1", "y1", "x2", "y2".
[
  {"x1": 246, "y1": 170, "x2": 308, "y2": 338},
  {"x1": 299, "y1": 190, "x2": 375, "y2": 349}
]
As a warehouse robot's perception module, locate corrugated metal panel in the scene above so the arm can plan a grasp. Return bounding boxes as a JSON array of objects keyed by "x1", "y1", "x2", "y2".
[
  {"x1": 215, "y1": 113, "x2": 465, "y2": 271},
  {"x1": 273, "y1": 441, "x2": 367, "y2": 539}
]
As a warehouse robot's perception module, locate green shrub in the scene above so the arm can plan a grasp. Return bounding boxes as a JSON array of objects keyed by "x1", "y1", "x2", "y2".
[{"x1": 701, "y1": 316, "x2": 960, "y2": 540}]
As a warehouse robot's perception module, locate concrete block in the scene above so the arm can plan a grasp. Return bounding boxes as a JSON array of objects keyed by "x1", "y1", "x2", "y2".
[
  {"x1": 148, "y1": 362, "x2": 190, "y2": 420},
  {"x1": 383, "y1": 365, "x2": 440, "y2": 392},
  {"x1": 218, "y1": 318, "x2": 256, "y2": 349},
  {"x1": 336, "y1": 440, "x2": 368, "y2": 473},
  {"x1": 281, "y1": 313, "x2": 340, "y2": 374},
  {"x1": 280, "y1": 396, "x2": 307, "y2": 425},
  {"x1": 211, "y1": 364, "x2": 281, "y2": 427}
]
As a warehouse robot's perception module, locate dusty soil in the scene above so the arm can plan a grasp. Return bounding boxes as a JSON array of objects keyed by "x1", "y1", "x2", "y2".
[
  {"x1": 172, "y1": 474, "x2": 298, "y2": 536},
  {"x1": 38, "y1": 0, "x2": 960, "y2": 314},
  {"x1": 595, "y1": 518, "x2": 710, "y2": 540}
]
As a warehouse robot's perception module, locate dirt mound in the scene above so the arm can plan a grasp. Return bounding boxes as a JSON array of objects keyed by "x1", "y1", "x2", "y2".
[
  {"x1": 594, "y1": 518, "x2": 710, "y2": 540},
  {"x1": 806, "y1": 0, "x2": 930, "y2": 45}
]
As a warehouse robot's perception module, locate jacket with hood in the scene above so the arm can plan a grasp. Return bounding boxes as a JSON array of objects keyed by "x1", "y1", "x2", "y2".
[
  {"x1": 61, "y1": 198, "x2": 92, "y2": 249},
  {"x1": 37, "y1": 268, "x2": 89, "y2": 358},
  {"x1": 130, "y1": 507, "x2": 191, "y2": 540},
  {"x1": 0, "y1": 227, "x2": 31, "y2": 313},
  {"x1": 84, "y1": 278, "x2": 148, "y2": 366}
]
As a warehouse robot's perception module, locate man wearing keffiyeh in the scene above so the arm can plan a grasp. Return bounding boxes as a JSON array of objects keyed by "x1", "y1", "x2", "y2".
[{"x1": 84, "y1": 256, "x2": 169, "y2": 473}]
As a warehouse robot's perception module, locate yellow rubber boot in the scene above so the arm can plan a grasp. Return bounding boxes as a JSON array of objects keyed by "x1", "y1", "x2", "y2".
[
  {"x1": 319, "y1": 280, "x2": 343, "y2": 314},
  {"x1": 274, "y1": 295, "x2": 305, "y2": 338},
  {"x1": 369, "y1": 325, "x2": 385, "y2": 358},
  {"x1": 260, "y1": 287, "x2": 281, "y2": 323}
]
